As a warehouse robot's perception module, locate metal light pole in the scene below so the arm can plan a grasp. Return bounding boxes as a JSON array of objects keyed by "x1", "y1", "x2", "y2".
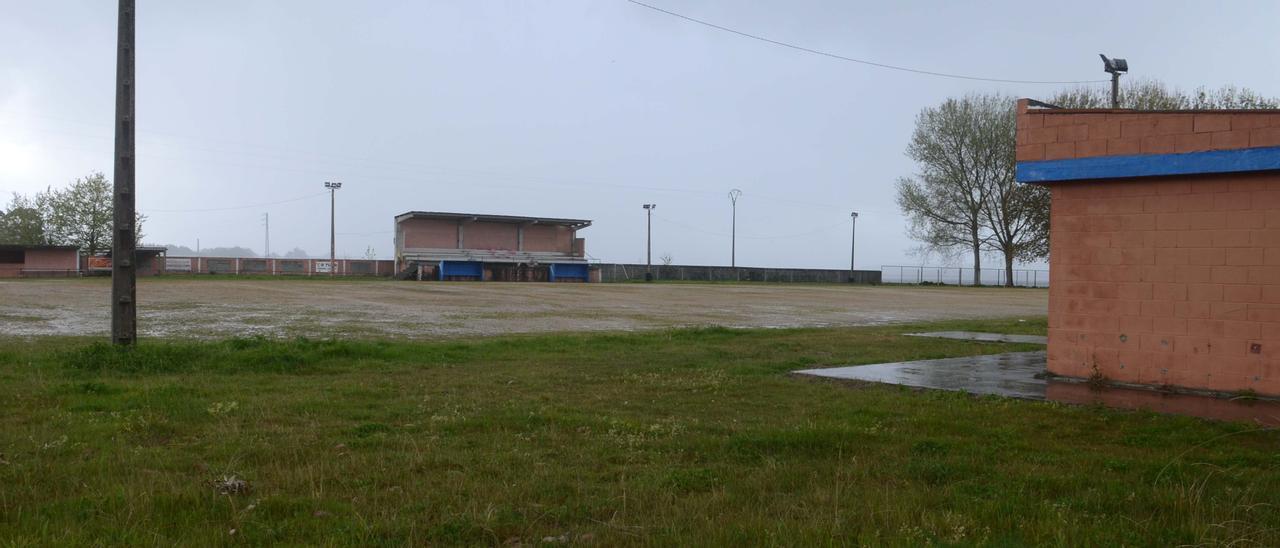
[
  {"x1": 325, "y1": 181, "x2": 342, "y2": 277},
  {"x1": 643, "y1": 204, "x2": 656, "y2": 281},
  {"x1": 262, "y1": 212, "x2": 270, "y2": 257},
  {"x1": 728, "y1": 189, "x2": 742, "y2": 268},
  {"x1": 849, "y1": 212, "x2": 860, "y2": 282},
  {"x1": 849, "y1": 211, "x2": 858, "y2": 282},
  {"x1": 111, "y1": 0, "x2": 137, "y2": 345}
]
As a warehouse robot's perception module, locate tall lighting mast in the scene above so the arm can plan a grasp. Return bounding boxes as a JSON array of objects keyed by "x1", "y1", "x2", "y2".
[
  {"x1": 728, "y1": 189, "x2": 742, "y2": 269},
  {"x1": 325, "y1": 181, "x2": 342, "y2": 277},
  {"x1": 643, "y1": 204, "x2": 656, "y2": 281}
]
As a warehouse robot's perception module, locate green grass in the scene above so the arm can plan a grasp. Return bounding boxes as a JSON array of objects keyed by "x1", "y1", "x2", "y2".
[{"x1": 1, "y1": 317, "x2": 1277, "y2": 546}]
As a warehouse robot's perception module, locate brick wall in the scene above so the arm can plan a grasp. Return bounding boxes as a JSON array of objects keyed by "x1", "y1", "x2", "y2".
[
  {"x1": 1017, "y1": 105, "x2": 1280, "y2": 162},
  {"x1": 1022, "y1": 100, "x2": 1280, "y2": 395},
  {"x1": 163, "y1": 257, "x2": 394, "y2": 276},
  {"x1": 522, "y1": 224, "x2": 575, "y2": 254},
  {"x1": 1047, "y1": 173, "x2": 1280, "y2": 395},
  {"x1": 23, "y1": 249, "x2": 79, "y2": 271},
  {"x1": 464, "y1": 222, "x2": 519, "y2": 250},
  {"x1": 399, "y1": 218, "x2": 581, "y2": 255},
  {"x1": 400, "y1": 218, "x2": 458, "y2": 249}
]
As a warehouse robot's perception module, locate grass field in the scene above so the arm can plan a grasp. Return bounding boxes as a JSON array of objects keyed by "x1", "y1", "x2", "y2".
[{"x1": 2, "y1": 317, "x2": 1278, "y2": 545}]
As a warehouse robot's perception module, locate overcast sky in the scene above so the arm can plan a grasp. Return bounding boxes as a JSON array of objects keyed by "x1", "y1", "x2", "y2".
[{"x1": 2, "y1": 1, "x2": 1278, "y2": 267}]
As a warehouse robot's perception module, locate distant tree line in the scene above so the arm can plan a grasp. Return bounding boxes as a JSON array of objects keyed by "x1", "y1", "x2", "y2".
[
  {"x1": 0, "y1": 172, "x2": 145, "y2": 254},
  {"x1": 896, "y1": 81, "x2": 1280, "y2": 286}
]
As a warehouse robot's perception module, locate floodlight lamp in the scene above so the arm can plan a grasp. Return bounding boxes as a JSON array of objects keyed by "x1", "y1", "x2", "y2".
[{"x1": 1100, "y1": 54, "x2": 1128, "y2": 74}]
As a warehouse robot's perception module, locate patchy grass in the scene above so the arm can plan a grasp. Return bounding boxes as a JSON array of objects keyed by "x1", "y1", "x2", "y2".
[{"x1": 0, "y1": 317, "x2": 1277, "y2": 545}]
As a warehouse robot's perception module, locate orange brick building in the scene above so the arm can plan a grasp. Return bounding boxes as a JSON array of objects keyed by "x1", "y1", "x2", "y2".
[
  {"x1": 1016, "y1": 99, "x2": 1280, "y2": 396},
  {"x1": 393, "y1": 211, "x2": 593, "y2": 281}
]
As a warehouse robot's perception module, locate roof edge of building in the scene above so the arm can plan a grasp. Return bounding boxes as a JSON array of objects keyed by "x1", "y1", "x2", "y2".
[
  {"x1": 394, "y1": 211, "x2": 592, "y2": 228},
  {"x1": 1016, "y1": 145, "x2": 1280, "y2": 184}
]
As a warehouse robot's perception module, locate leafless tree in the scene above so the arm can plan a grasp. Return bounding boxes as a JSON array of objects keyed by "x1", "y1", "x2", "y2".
[{"x1": 897, "y1": 95, "x2": 1011, "y2": 285}]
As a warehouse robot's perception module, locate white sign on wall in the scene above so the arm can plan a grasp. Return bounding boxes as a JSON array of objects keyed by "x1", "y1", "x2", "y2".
[
  {"x1": 165, "y1": 258, "x2": 192, "y2": 272},
  {"x1": 315, "y1": 261, "x2": 333, "y2": 273}
]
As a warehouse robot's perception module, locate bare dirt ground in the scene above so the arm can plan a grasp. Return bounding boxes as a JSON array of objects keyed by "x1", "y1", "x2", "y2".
[{"x1": 0, "y1": 278, "x2": 1047, "y2": 339}]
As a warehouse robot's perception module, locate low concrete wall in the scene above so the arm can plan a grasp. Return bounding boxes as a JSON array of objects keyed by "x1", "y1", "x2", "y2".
[
  {"x1": 160, "y1": 257, "x2": 395, "y2": 277},
  {"x1": 598, "y1": 263, "x2": 880, "y2": 284}
]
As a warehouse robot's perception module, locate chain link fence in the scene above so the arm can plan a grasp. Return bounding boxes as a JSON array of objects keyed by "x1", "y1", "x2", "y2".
[
  {"x1": 880, "y1": 265, "x2": 1048, "y2": 287},
  {"x1": 599, "y1": 263, "x2": 881, "y2": 284}
]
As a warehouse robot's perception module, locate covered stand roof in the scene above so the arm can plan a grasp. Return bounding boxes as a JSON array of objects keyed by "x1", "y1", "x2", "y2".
[
  {"x1": 0, "y1": 244, "x2": 79, "y2": 251},
  {"x1": 395, "y1": 211, "x2": 592, "y2": 230}
]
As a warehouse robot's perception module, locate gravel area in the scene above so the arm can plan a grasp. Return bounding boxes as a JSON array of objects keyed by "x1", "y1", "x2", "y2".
[{"x1": 0, "y1": 278, "x2": 1047, "y2": 339}]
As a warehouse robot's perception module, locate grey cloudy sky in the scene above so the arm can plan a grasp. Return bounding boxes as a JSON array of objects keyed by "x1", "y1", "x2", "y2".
[{"x1": 2, "y1": 1, "x2": 1278, "y2": 267}]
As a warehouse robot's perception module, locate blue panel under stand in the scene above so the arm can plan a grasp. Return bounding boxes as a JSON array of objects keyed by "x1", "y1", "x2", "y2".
[
  {"x1": 1016, "y1": 146, "x2": 1280, "y2": 184},
  {"x1": 439, "y1": 261, "x2": 482, "y2": 280},
  {"x1": 549, "y1": 263, "x2": 588, "y2": 282}
]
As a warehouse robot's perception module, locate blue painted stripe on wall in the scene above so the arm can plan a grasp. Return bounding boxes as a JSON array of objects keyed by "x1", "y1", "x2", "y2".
[{"x1": 1016, "y1": 146, "x2": 1280, "y2": 184}]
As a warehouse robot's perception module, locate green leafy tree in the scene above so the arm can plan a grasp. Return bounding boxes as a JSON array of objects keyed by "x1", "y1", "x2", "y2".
[
  {"x1": 39, "y1": 172, "x2": 145, "y2": 254},
  {"x1": 0, "y1": 193, "x2": 48, "y2": 245}
]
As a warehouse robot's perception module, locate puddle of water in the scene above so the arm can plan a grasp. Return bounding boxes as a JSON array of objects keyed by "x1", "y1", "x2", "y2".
[
  {"x1": 906, "y1": 331, "x2": 1048, "y2": 345},
  {"x1": 1046, "y1": 382, "x2": 1280, "y2": 426},
  {"x1": 796, "y1": 350, "x2": 1280, "y2": 426}
]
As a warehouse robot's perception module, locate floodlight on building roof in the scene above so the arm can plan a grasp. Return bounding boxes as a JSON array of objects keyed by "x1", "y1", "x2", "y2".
[
  {"x1": 1099, "y1": 54, "x2": 1129, "y2": 109},
  {"x1": 1099, "y1": 54, "x2": 1128, "y2": 74}
]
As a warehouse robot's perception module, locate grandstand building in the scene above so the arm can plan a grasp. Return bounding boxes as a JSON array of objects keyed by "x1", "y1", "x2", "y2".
[{"x1": 393, "y1": 211, "x2": 594, "y2": 281}]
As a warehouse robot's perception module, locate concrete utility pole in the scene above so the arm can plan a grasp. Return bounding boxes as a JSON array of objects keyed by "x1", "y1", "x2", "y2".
[
  {"x1": 728, "y1": 189, "x2": 742, "y2": 268},
  {"x1": 642, "y1": 204, "x2": 656, "y2": 281},
  {"x1": 111, "y1": 0, "x2": 137, "y2": 345},
  {"x1": 325, "y1": 181, "x2": 342, "y2": 277},
  {"x1": 849, "y1": 211, "x2": 858, "y2": 282},
  {"x1": 262, "y1": 212, "x2": 270, "y2": 257}
]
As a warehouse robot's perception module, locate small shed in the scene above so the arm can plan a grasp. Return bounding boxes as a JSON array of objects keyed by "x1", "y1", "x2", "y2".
[
  {"x1": 0, "y1": 245, "x2": 80, "y2": 277},
  {"x1": 1015, "y1": 99, "x2": 1280, "y2": 396}
]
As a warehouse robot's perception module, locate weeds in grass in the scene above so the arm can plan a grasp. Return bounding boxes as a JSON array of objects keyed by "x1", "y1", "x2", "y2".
[
  {"x1": 1, "y1": 319, "x2": 1277, "y2": 545},
  {"x1": 1087, "y1": 354, "x2": 1109, "y2": 390}
]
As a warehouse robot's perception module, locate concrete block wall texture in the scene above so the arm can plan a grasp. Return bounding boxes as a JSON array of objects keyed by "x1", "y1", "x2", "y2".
[
  {"x1": 398, "y1": 218, "x2": 580, "y2": 255},
  {"x1": 1047, "y1": 173, "x2": 1280, "y2": 395},
  {"x1": 23, "y1": 249, "x2": 79, "y2": 271},
  {"x1": 1016, "y1": 104, "x2": 1280, "y2": 163},
  {"x1": 400, "y1": 218, "x2": 457, "y2": 249},
  {"x1": 521, "y1": 224, "x2": 576, "y2": 254},
  {"x1": 1018, "y1": 99, "x2": 1280, "y2": 396},
  {"x1": 463, "y1": 222, "x2": 519, "y2": 251},
  {"x1": 0, "y1": 248, "x2": 80, "y2": 277}
]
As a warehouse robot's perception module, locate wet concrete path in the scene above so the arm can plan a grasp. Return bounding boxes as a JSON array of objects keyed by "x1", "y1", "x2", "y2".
[
  {"x1": 906, "y1": 331, "x2": 1048, "y2": 345},
  {"x1": 795, "y1": 338, "x2": 1280, "y2": 425}
]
